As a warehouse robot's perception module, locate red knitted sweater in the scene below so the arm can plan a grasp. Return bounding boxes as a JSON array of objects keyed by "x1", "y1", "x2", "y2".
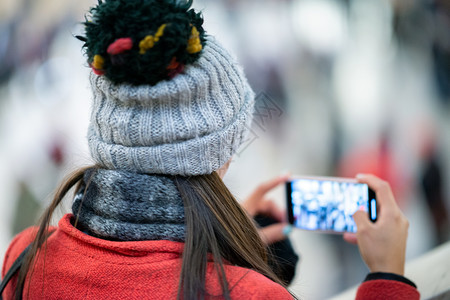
[{"x1": 1, "y1": 214, "x2": 419, "y2": 299}]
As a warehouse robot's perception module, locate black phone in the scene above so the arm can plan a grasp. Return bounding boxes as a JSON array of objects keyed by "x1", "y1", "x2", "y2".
[{"x1": 286, "y1": 176, "x2": 377, "y2": 233}]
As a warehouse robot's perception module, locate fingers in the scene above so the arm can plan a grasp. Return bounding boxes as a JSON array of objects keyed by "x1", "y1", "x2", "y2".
[
  {"x1": 356, "y1": 174, "x2": 396, "y2": 208},
  {"x1": 258, "y1": 223, "x2": 291, "y2": 245},
  {"x1": 351, "y1": 175, "x2": 408, "y2": 275},
  {"x1": 259, "y1": 199, "x2": 286, "y2": 222},
  {"x1": 252, "y1": 174, "x2": 290, "y2": 199},
  {"x1": 243, "y1": 174, "x2": 290, "y2": 217},
  {"x1": 346, "y1": 206, "x2": 373, "y2": 244},
  {"x1": 343, "y1": 232, "x2": 358, "y2": 245},
  {"x1": 353, "y1": 210, "x2": 371, "y2": 233}
]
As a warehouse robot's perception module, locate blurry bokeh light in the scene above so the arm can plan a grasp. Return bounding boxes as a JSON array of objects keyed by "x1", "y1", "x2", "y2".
[{"x1": 291, "y1": 0, "x2": 348, "y2": 55}]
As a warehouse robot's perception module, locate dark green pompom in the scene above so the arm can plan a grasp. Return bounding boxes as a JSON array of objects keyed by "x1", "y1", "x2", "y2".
[{"x1": 80, "y1": 0, "x2": 206, "y2": 85}]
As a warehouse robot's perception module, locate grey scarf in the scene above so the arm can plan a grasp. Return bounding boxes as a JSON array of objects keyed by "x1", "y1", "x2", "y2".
[{"x1": 72, "y1": 168, "x2": 185, "y2": 242}]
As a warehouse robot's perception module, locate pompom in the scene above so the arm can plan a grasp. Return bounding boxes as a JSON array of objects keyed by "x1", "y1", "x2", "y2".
[
  {"x1": 92, "y1": 55, "x2": 105, "y2": 70},
  {"x1": 92, "y1": 68, "x2": 106, "y2": 76},
  {"x1": 91, "y1": 55, "x2": 106, "y2": 75},
  {"x1": 187, "y1": 26, "x2": 202, "y2": 54},
  {"x1": 79, "y1": 0, "x2": 206, "y2": 86},
  {"x1": 167, "y1": 57, "x2": 185, "y2": 78},
  {"x1": 107, "y1": 38, "x2": 133, "y2": 55}
]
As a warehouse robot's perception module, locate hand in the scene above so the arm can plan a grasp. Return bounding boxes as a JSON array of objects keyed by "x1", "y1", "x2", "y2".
[
  {"x1": 344, "y1": 174, "x2": 409, "y2": 275},
  {"x1": 242, "y1": 174, "x2": 292, "y2": 245}
]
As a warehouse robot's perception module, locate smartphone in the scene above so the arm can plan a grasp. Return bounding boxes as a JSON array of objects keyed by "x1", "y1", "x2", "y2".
[{"x1": 286, "y1": 176, "x2": 377, "y2": 233}]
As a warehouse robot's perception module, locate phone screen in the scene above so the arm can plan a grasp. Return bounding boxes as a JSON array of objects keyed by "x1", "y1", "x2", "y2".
[{"x1": 286, "y1": 177, "x2": 377, "y2": 233}]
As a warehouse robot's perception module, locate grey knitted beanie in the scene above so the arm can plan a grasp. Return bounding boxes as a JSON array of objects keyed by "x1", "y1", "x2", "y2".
[{"x1": 88, "y1": 37, "x2": 255, "y2": 176}]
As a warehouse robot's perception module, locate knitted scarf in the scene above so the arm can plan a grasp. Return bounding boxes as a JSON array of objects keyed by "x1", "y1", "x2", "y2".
[{"x1": 72, "y1": 168, "x2": 185, "y2": 242}]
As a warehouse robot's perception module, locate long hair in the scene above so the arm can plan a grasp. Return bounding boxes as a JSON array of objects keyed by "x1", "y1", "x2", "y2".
[
  {"x1": 14, "y1": 166, "x2": 92, "y2": 300},
  {"x1": 14, "y1": 167, "x2": 288, "y2": 299}
]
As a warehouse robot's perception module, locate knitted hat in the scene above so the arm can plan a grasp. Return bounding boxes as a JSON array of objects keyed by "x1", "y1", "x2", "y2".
[{"x1": 80, "y1": 0, "x2": 254, "y2": 176}]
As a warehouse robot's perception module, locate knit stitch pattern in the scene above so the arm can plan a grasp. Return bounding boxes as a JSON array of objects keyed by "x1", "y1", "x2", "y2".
[
  {"x1": 72, "y1": 168, "x2": 185, "y2": 241},
  {"x1": 88, "y1": 37, "x2": 255, "y2": 175},
  {"x1": 356, "y1": 279, "x2": 420, "y2": 299}
]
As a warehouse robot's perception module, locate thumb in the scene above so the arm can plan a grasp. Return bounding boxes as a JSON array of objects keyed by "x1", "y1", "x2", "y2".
[
  {"x1": 259, "y1": 223, "x2": 291, "y2": 245},
  {"x1": 353, "y1": 210, "x2": 370, "y2": 232}
]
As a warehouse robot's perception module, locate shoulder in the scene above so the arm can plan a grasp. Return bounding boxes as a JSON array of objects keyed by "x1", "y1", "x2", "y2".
[
  {"x1": 2, "y1": 227, "x2": 36, "y2": 277},
  {"x1": 226, "y1": 266, "x2": 293, "y2": 300},
  {"x1": 1, "y1": 226, "x2": 56, "y2": 278}
]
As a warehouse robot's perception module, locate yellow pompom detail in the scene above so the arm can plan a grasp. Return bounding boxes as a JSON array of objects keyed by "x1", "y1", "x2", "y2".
[
  {"x1": 139, "y1": 36, "x2": 155, "y2": 54},
  {"x1": 92, "y1": 55, "x2": 105, "y2": 70},
  {"x1": 187, "y1": 26, "x2": 202, "y2": 54},
  {"x1": 139, "y1": 24, "x2": 167, "y2": 54},
  {"x1": 154, "y1": 24, "x2": 167, "y2": 42}
]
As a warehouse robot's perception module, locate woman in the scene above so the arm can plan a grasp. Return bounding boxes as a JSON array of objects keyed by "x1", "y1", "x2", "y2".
[{"x1": 1, "y1": 0, "x2": 419, "y2": 299}]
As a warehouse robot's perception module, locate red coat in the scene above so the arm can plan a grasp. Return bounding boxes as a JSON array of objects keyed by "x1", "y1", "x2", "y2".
[{"x1": 2, "y1": 214, "x2": 419, "y2": 300}]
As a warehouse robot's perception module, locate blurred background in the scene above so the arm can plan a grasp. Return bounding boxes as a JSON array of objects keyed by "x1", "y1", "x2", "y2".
[{"x1": 0, "y1": 0, "x2": 449, "y2": 298}]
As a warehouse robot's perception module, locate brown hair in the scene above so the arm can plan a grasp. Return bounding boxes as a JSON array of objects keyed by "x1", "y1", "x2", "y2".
[{"x1": 14, "y1": 167, "x2": 290, "y2": 299}]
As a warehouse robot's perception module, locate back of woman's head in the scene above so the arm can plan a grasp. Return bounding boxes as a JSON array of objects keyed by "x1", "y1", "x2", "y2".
[{"x1": 14, "y1": 1, "x2": 287, "y2": 299}]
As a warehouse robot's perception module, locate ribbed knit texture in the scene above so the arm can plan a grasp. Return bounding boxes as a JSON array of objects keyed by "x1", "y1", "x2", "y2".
[
  {"x1": 88, "y1": 37, "x2": 255, "y2": 175},
  {"x1": 72, "y1": 168, "x2": 185, "y2": 241}
]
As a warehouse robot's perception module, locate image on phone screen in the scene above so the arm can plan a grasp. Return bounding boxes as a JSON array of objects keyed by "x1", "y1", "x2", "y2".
[{"x1": 286, "y1": 177, "x2": 377, "y2": 233}]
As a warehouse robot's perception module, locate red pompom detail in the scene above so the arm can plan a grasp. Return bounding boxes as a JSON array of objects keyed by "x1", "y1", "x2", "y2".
[
  {"x1": 107, "y1": 38, "x2": 133, "y2": 55},
  {"x1": 167, "y1": 57, "x2": 180, "y2": 70},
  {"x1": 91, "y1": 65, "x2": 105, "y2": 75},
  {"x1": 168, "y1": 64, "x2": 184, "y2": 79},
  {"x1": 167, "y1": 57, "x2": 185, "y2": 78},
  {"x1": 92, "y1": 68, "x2": 105, "y2": 75}
]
